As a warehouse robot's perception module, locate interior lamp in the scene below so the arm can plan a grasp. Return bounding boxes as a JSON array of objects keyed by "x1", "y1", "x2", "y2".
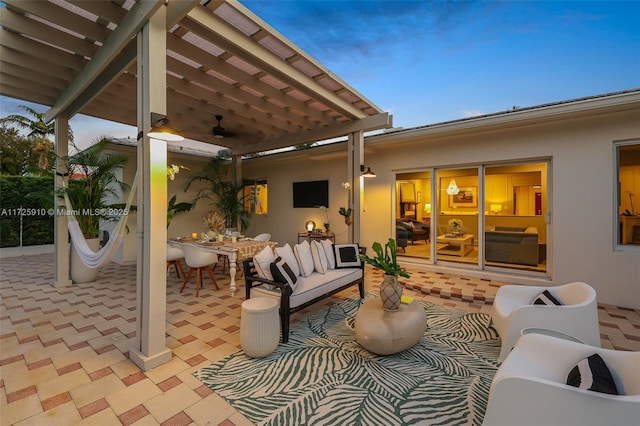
[
  {"x1": 424, "y1": 203, "x2": 431, "y2": 214},
  {"x1": 446, "y1": 178, "x2": 460, "y2": 195},
  {"x1": 490, "y1": 204, "x2": 502, "y2": 214},
  {"x1": 360, "y1": 165, "x2": 376, "y2": 178},
  {"x1": 147, "y1": 112, "x2": 184, "y2": 142},
  {"x1": 305, "y1": 220, "x2": 316, "y2": 232}
]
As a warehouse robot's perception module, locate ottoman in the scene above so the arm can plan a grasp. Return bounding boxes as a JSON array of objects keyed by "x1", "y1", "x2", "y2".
[
  {"x1": 241, "y1": 297, "x2": 280, "y2": 358},
  {"x1": 355, "y1": 298, "x2": 428, "y2": 355}
]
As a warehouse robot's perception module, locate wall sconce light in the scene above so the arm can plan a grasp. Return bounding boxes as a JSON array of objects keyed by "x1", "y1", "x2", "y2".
[
  {"x1": 305, "y1": 220, "x2": 316, "y2": 232},
  {"x1": 147, "y1": 112, "x2": 184, "y2": 142},
  {"x1": 424, "y1": 203, "x2": 431, "y2": 214},
  {"x1": 490, "y1": 204, "x2": 502, "y2": 214},
  {"x1": 360, "y1": 165, "x2": 376, "y2": 178},
  {"x1": 446, "y1": 178, "x2": 459, "y2": 195}
]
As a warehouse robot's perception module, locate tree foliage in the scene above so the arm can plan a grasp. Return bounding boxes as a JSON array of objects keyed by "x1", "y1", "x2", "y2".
[
  {"x1": 58, "y1": 137, "x2": 128, "y2": 238},
  {"x1": 186, "y1": 155, "x2": 252, "y2": 231}
]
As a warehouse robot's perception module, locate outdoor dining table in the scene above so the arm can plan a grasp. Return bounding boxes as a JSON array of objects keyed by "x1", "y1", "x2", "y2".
[{"x1": 168, "y1": 238, "x2": 277, "y2": 295}]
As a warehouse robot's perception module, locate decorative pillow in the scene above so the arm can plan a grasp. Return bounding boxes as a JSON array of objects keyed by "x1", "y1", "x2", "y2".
[
  {"x1": 321, "y1": 239, "x2": 335, "y2": 270},
  {"x1": 333, "y1": 243, "x2": 361, "y2": 268},
  {"x1": 310, "y1": 240, "x2": 329, "y2": 274},
  {"x1": 270, "y1": 256, "x2": 298, "y2": 289},
  {"x1": 294, "y1": 240, "x2": 315, "y2": 277},
  {"x1": 253, "y1": 245, "x2": 275, "y2": 280},
  {"x1": 275, "y1": 244, "x2": 300, "y2": 277},
  {"x1": 533, "y1": 289, "x2": 563, "y2": 305},
  {"x1": 566, "y1": 353, "x2": 619, "y2": 395}
]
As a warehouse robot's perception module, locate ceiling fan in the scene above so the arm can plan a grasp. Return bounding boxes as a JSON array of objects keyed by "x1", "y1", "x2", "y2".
[{"x1": 212, "y1": 115, "x2": 236, "y2": 139}]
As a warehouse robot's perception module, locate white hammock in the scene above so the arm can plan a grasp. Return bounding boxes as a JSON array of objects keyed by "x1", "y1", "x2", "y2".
[{"x1": 64, "y1": 171, "x2": 138, "y2": 269}]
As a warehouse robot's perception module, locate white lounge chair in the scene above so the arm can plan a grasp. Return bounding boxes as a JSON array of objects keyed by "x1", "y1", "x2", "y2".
[
  {"x1": 483, "y1": 333, "x2": 640, "y2": 426},
  {"x1": 490, "y1": 281, "x2": 600, "y2": 360}
]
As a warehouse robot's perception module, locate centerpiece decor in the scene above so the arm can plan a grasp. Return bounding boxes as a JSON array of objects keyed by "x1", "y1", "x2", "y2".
[
  {"x1": 448, "y1": 218, "x2": 463, "y2": 236},
  {"x1": 359, "y1": 238, "x2": 410, "y2": 311},
  {"x1": 204, "y1": 211, "x2": 226, "y2": 239}
]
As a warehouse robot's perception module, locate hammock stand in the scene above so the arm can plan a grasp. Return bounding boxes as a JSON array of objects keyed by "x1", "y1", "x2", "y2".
[{"x1": 63, "y1": 171, "x2": 139, "y2": 269}]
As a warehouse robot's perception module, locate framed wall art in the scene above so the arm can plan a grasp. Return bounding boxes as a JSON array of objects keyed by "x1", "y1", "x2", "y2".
[{"x1": 449, "y1": 186, "x2": 477, "y2": 208}]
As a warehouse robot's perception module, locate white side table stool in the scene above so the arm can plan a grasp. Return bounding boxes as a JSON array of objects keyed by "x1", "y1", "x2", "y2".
[{"x1": 241, "y1": 297, "x2": 280, "y2": 358}]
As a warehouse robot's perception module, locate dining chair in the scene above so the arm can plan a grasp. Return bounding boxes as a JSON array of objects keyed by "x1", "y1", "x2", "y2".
[
  {"x1": 166, "y1": 245, "x2": 185, "y2": 278},
  {"x1": 180, "y1": 244, "x2": 219, "y2": 297},
  {"x1": 253, "y1": 233, "x2": 271, "y2": 241}
]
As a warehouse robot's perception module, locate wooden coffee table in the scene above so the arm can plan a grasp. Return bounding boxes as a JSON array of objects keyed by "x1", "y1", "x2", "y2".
[{"x1": 436, "y1": 234, "x2": 475, "y2": 257}]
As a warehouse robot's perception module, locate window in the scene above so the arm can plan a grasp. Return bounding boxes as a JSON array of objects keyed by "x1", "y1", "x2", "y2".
[
  {"x1": 616, "y1": 142, "x2": 640, "y2": 247},
  {"x1": 244, "y1": 179, "x2": 268, "y2": 214},
  {"x1": 394, "y1": 160, "x2": 549, "y2": 275}
]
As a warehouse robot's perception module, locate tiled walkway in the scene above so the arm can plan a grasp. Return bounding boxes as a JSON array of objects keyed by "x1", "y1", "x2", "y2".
[{"x1": 1, "y1": 254, "x2": 639, "y2": 425}]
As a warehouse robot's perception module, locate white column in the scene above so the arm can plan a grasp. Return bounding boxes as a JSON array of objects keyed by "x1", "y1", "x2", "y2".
[
  {"x1": 129, "y1": 5, "x2": 171, "y2": 371},
  {"x1": 54, "y1": 116, "x2": 72, "y2": 287},
  {"x1": 349, "y1": 131, "x2": 365, "y2": 244}
]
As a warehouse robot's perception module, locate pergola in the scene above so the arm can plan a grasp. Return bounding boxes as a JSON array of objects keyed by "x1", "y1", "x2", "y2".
[{"x1": 0, "y1": 0, "x2": 390, "y2": 370}]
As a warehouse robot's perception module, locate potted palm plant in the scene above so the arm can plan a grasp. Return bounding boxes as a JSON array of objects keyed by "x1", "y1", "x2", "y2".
[
  {"x1": 359, "y1": 238, "x2": 410, "y2": 311},
  {"x1": 186, "y1": 156, "x2": 252, "y2": 232},
  {"x1": 59, "y1": 137, "x2": 128, "y2": 283}
]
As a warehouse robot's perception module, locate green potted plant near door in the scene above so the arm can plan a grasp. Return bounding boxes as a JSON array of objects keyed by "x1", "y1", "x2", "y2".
[
  {"x1": 359, "y1": 238, "x2": 411, "y2": 311},
  {"x1": 59, "y1": 137, "x2": 128, "y2": 283}
]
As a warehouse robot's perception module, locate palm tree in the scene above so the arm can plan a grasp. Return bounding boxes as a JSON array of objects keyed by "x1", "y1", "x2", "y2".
[
  {"x1": 1, "y1": 105, "x2": 73, "y2": 141},
  {"x1": 186, "y1": 156, "x2": 252, "y2": 231},
  {"x1": 58, "y1": 136, "x2": 128, "y2": 239}
]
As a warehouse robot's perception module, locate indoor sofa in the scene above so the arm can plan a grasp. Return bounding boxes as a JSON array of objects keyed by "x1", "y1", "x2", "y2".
[
  {"x1": 485, "y1": 226, "x2": 539, "y2": 266},
  {"x1": 396, "y1": 219, "x2": 429, "y2": 244}
]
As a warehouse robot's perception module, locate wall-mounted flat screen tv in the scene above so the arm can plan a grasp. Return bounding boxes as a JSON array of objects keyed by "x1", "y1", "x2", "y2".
[{"x1": 293, "y1": 180, "x2": 329, "y2": 208}]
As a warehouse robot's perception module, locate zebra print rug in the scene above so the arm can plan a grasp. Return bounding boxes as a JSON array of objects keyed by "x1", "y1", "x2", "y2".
[{"x1": 195, "y1": 294, "x2": 501, "y2": 425}]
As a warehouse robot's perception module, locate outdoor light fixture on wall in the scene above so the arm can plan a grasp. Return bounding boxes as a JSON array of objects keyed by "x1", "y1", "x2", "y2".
[
  {"x1": 147, "y1": 112, "x2": 184, "y2": 142},
  {"x1": 446, "y1": 178, "x2": 460, "y2": 195},
  {"x1": 360, "y1": 165, "x2": 376, "y2": 178}
]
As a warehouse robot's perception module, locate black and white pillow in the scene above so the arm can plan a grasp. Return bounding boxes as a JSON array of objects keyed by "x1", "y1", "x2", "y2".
[
  {"x1": 270, "y1": 256, "x2": 298, "y2": 289},
  {"x1": 275, "y1": 243, "x2": 300, "y2": 277},
  {"x1": 566, "y1": 353, "x2": 619, "y2": 395},
  {"x1": 533, "y1": 289, "x2": 563, "y2": 305},
  {"x1": 333, "y1": 243, "x2": 361, "y2": 268}
]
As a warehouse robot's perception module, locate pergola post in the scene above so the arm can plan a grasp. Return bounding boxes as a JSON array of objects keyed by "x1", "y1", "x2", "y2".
[
  {"x1": 349, "y1": 131, "x2": 365, "y2": 244},
  {"x1": 54, "y1": 116, "x2": 72, "y2": 287},
  {"x1": 130, "y1": 5, "x2": 171, "y2": 371}
]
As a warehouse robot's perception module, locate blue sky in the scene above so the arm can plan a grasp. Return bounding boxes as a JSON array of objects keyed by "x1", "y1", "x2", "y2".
[{"x1": 2, "y1": 0, "x2": 639, "y2": 146}]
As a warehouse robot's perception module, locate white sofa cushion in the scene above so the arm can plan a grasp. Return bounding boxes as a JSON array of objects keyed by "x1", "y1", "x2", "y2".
[
  {"x1": 321, "y1": 239, "x2": 335, "y2": 269},
  {"x1": 294, "y1": 240, "x2": 315, "y2": 277},
  {"x1": 253, "y1": 245, "x2": 275, "y2": 280},
  {"x1": 311, "y1": 240, "x2": 329, "y2": 274}
]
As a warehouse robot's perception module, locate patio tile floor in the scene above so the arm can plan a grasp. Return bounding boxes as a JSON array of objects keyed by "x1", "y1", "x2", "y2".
[{"x1": 1, "y1": 253, "x2": 639, "y2": 425}]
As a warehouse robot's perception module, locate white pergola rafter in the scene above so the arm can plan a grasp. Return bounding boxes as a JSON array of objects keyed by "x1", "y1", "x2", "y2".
[{"x1": 0, "y1": 0, "x2": 391, "y2": 371}]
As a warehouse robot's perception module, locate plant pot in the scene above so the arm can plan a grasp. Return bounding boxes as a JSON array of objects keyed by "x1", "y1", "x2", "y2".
[
  {"x1": 344, "y1": 216, "x2": 353, "y2": 225},
  {"x1": 380, "y1": 274, "x2": 403, "y2": 311},
  {"x1": 70, "y1": 238, "x2": 100, "y2": 283}
]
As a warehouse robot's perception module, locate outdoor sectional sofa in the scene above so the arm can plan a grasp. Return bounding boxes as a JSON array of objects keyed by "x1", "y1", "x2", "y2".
[
  {"x1": 485, "y1": 226, "x2": 539, "y2": 266},
  {"x1": 243, "y1": 241, "x2": 365, "y2": 343}
]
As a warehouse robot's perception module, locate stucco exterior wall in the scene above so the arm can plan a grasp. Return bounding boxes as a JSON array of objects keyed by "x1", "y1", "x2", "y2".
[
  {"x1": 244, "y1": 107, "x2": 640, "y2": 309},
  {"x1": 108, "y1": 95, "x2": 640, "y2": 309}
]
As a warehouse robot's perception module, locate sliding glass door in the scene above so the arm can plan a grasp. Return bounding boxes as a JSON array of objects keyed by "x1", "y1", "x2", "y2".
[{"x1": 395, "y1": 160, "x2": 549, "y2": 275}]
